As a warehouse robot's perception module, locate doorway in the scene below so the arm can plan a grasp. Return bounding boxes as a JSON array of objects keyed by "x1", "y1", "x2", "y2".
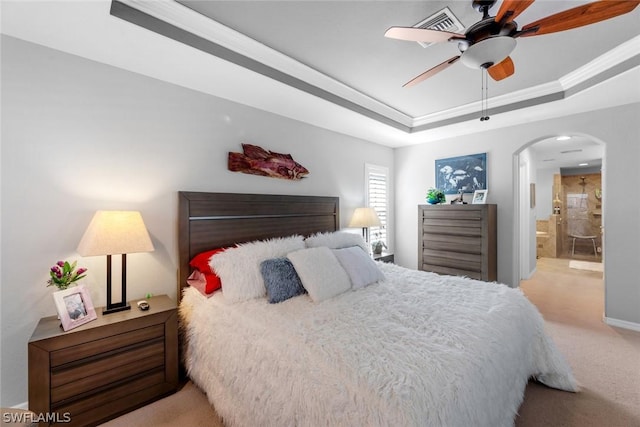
[{"x1": 514, "y1": 134, "x2": 605, "y2": 283}]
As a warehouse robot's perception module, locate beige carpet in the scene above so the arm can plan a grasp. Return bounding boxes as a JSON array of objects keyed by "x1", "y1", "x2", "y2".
[
  {"x1": 517, "y1": 257, "x2": 639, "y2": 427},
  {"x1": 102, "y1": 257, "x2": 639, "y2": 427},
  {"x1": 101, "y1": 380, "x2": 222, "y2": 427}
]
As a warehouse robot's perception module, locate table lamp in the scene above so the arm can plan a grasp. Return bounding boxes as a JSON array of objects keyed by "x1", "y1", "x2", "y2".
[
  {"x1": 348, "y1": 207, "x2": 381, "y2": 244},
  {"x1": 77, "y1": 211, "x2": 154, "y2": 314}
]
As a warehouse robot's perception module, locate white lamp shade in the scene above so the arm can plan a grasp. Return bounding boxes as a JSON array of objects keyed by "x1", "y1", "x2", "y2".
[
  {"x1": 77, "y1": 211, "x2": 155, "y2": 256},
  {"x1": 348, "y1": 207, "x2": 381, "y2": 228}
]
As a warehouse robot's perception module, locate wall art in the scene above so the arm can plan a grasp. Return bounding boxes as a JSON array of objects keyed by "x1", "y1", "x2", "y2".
[
  {"x1": 435, "y1": 152, "x2": 487, "y2": 195},
  {"x1": 228, "y1": 143, "x2": 309, "y2": 180}
]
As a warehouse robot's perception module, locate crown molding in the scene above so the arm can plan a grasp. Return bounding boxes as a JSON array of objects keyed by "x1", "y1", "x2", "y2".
[
  {"x1": 119, "y1": 0, "x2": 414, "y2": 127},
  {"x1": 114, "y1": 0, "x2": 640, "y2": 135},
  {"x1": 560, "y1": 35, "x2": 640, "y2": 90},
  {"x1": 411, "y1": 80, "x2": 564, "y2": 127}
]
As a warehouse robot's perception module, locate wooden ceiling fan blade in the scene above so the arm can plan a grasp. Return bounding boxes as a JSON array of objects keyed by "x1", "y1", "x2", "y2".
[
  {"x1": 385, "y1": 27, "x2": 465, "y2": 43},
  {"x1": 496, "y1": 0, "x2": 535, "y2": 23},
  {"x1": 403, "y1": 56, "x2": 460, "y2": 87},
  {"x1": 520, "y1": 0, "x2": 640, "y2": 37},
  {"x1": 488, "y1": 56, "x2": 515, "y2": 81}
]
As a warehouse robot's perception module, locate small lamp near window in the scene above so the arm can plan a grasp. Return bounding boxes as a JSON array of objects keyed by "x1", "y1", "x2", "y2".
[
  {"x1": 77, "y1": 211, "x2": 154, "y2": 315},
  {"x1": 348, "y1": 207, "x2": 381, "y2": 244}
]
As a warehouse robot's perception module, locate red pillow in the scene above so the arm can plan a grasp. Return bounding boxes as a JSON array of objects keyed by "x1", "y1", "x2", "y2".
[
  {"x1": 189, "y1": 248, "x2": 226, "y2": 294},
  {"x1": 189, "y1": 248, "x2": 226, "y2": 275}
]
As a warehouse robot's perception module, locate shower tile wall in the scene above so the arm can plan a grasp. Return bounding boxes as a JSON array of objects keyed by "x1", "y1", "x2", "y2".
[{"x1": 560, "y1": 173, "x2": 602, "y2": 258}]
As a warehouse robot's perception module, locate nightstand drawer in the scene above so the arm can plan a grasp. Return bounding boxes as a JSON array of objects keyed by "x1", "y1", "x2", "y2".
[
  {"x1": 53, "y1": 370, "x2": 165, "y2": 415},
  {"x1": 51, "y1": 324, "x2": 164, "y2": 367},
  {"x1": 51, "y1": 339, "x2": 165, "y2": 402}
]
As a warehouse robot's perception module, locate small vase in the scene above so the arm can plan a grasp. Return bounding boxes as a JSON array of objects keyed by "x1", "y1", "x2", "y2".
[{"x1": 427, "y1": 198, "x2": 439, "y2": 205}]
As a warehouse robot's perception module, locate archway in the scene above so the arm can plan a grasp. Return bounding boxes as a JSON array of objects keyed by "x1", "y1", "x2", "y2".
[{"x1": 512, "y1": 133, "x2": 605, "y2": 283}]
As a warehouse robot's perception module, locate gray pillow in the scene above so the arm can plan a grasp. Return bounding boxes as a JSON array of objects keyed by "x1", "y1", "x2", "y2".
[{"x1": 260, "y1": 258, "x2": 306, "y2": 303}]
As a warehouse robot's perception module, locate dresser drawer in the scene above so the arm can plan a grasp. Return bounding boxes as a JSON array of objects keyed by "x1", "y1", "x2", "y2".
[
  {"x1": 421, "y1": 249, "x2": 481, "y2": 272},
  {"x1": 420, "y1": 207, "x2": 485, "y2": 221},
  {"x1": 422, "y1": 234, "x2": 482, "y2": 254}
]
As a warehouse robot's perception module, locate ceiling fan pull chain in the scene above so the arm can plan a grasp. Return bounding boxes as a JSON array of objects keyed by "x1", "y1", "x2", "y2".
[
  {"x1": 480, "y1": 69, "x2": 484, "y2": 121},
  {"x1": 480, "y1": 67, "x2": 490, "y2": 122},
  {"x1": 485, "y1": 69, "x2": 490, "y2": 121}
]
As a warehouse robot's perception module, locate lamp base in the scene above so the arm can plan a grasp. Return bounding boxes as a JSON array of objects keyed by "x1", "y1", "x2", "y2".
[{"x1": 103, "y1": 302, "x2": 131, "y2": 315}]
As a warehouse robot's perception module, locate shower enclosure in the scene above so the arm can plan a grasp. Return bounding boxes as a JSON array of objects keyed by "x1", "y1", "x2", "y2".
[{"x1": 561, "y1": 173, "x2": 602, "y2": 259}]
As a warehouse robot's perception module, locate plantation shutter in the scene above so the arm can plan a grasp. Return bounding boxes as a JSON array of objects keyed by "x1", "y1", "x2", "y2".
[{"x1": 366, "y1": 164, "x2": 389, "y2": 246}]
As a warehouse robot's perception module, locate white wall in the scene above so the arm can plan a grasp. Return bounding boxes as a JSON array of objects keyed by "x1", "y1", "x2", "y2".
[
  {"x1": 519, "y1": 146, "x2": 537, "y2": 279},
  {"x1": 536, "y1": 168, "x2": 558, "y2": 220},
  {"x1": 395, "y1": 103, "x2": 640, "y2": 323},
  {"x1": 0, "y1": 37, "x2": 393, "y2": 407}
]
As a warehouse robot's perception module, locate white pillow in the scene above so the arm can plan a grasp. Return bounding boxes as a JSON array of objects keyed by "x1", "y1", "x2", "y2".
[
  {"x1": 287, "y1": 247, "x2": 351, "y2": 302},
  {"x1": 304, "y1": 231, "x2": 368, "y2": 253},
  {"x1": 210, "y1": 235, "x2": 305, "y2": 303},
  {"x1": 332, "y1": 246, "x2": 386, "y2": 289}
]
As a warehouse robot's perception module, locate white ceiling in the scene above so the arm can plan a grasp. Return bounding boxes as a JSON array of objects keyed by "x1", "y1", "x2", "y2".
[
  {"x1": 2, "y1": 0, "x2": 639, "y2": 149},
  {"x1": 530, "y1": 135, "x2": 603, "y2": 169},
  {"x1": 176, "y1": 0, "x2": 639, "y2": 118}
]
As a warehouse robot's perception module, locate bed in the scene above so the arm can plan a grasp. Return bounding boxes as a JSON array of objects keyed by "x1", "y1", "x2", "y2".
[{"x1": 177, "y1": 191, "x2": 576, "y2": 427}]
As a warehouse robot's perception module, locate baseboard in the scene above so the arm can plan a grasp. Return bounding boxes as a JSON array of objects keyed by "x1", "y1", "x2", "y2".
[
  {"x1": 11, "y1": 402, "x2": 29, "y2": 410},
  {"x1": 603, "y1": 316, "x2": 640, "y2": 332}
]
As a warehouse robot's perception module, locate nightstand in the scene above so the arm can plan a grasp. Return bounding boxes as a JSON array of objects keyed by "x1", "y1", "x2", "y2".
[
  {"x1": 28, "y1": 294, "x2": 178, "y2": 426},
  {"x1": 373, "y1": 252, "x2": 394, "y2": 263}
]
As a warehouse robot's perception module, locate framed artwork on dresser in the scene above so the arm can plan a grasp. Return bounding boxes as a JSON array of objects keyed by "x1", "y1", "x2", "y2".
[
  {"x1": 472, "y1": 189, "x2": 488, "y2": 204},
  {"x1": 435, "y1": 152, "x2": 487, "y2": 195}
]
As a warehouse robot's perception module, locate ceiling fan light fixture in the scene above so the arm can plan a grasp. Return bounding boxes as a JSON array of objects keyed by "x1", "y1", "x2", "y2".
[{"x1": 460, "y1": 36, "x2": 516, "y2": 69}]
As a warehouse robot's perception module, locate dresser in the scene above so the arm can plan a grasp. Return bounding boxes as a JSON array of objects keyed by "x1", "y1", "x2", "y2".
[
  {"x1": 418, "y1": 204, "x2": 497, "y2": 281},
  {"x1": 28, "y1": 294, "x2": 178, "y2": 426}
]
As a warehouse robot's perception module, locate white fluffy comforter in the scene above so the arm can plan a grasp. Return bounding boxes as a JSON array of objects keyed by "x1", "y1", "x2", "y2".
[{"x1": 180, "y1": 263, "x2": 576, "y2": 427}]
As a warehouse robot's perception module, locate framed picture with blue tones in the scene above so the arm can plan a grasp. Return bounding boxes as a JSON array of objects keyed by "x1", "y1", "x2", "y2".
[{"x1": 435, "y1": 153, "x2": 487, "y2": 195}]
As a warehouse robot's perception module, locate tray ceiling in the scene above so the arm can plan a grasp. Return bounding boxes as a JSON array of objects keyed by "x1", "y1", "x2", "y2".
[{"x1": 2, "y1": 0, "x2": 639, "y2": 146}]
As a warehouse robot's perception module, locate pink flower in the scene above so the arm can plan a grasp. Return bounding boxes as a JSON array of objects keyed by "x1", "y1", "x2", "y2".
[{"x1": 47, "y1": 260, "x2": 87, "y2": 289}]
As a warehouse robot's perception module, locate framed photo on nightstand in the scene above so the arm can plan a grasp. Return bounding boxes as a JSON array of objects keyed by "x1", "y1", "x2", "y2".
[{"x1": 53, "y1": 285, "x2": 97, "y2": 331}]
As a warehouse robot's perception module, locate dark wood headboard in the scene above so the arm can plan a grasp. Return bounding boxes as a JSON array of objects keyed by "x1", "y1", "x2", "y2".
[{"x1": 178, "y1": 192, "x2": 340, "y2": 301}]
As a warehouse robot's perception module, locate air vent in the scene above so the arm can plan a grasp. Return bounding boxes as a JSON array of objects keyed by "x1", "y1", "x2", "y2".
[
  {"x1": 560, "y1": 149, "x2": 583, "y2": 154},
  {"x1": 412, "y1": 7, "x2": 465, "y2": 48}
]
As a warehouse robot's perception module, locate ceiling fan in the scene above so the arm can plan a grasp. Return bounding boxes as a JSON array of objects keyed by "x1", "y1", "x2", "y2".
[{"x1": 385, "y1": 0, "x2": 640, "y2": 87}]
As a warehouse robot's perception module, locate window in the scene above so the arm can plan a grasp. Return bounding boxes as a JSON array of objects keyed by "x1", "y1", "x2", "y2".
[{"x1": 365, "y1": 164, "x2": 389, "y2": 246}]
